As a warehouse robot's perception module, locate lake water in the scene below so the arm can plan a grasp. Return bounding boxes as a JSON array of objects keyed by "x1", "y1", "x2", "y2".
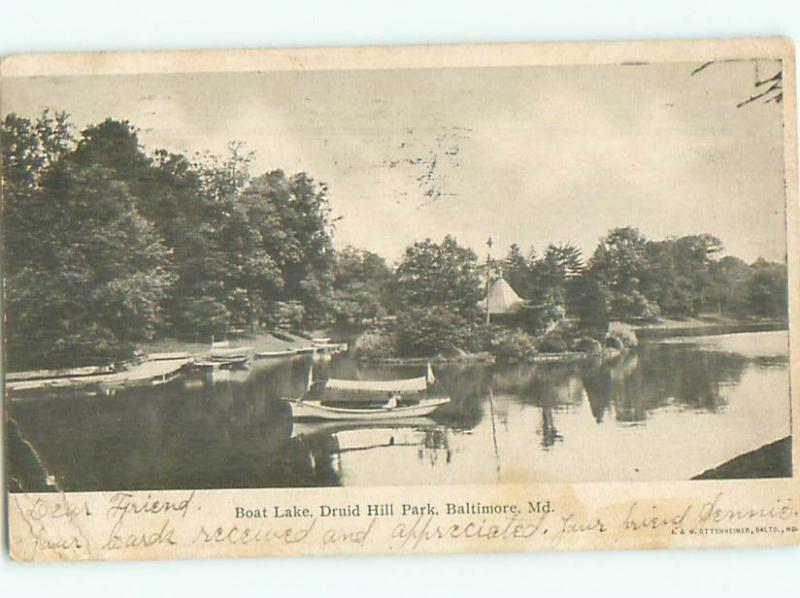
[{"x1": 6, "y1": 330, "x2": 792, "y2": 491}]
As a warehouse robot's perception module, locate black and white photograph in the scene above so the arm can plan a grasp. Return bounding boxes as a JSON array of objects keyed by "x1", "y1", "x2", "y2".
[{"x1": 3, "y1": 49, "x2": 793, "y2": 495}]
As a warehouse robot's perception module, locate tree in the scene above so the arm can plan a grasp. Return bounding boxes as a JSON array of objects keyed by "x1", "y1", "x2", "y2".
[
  {"x1": 549, "y1": 243, "x2": 584, "y2": 279},
  {"x1": 503, "y1": 243, "x2": 533, "y2": 299},
  {"x1": 2, "y1": 111, "x2": 76, "y2": 268},
  {"x1": 706, "y1": 256, "x2": 752, "y2": 315},
  {"x1": 747, "y1": 259, "x2": 788, "y2": 317},
  {"x1": 530, "y1": 244, "x2": 582, "y2": 305},
  {"x1": 691, "y1": 61, "x2": 783, "y2": 107},
  {"x1": 191, "y1": 141, "x2": 254, "y2": 203},
  {"x1": 395, "y1": 306, "x2": 471, "y2": 357},
  {"x1": 332, "y1": 246, "x2": 392, "y2": 324},
  {"x1": 1, "y1": 110, "x2": 74, "y2": 194},
  {"x1": 584, "y1": 227, "x2": 658, "y2": 318},
  {"x1": 589, "y1": 227, "x2": 648, "y2": 292},
  {"x1": 671, "y1": 234, "x2": 723, "y2": 314},
  {"x1": 390, "y1": 235, "x2": 484, "y2": 321},
  {"x1": 236, "y1": 170, "x2": 336, "y2": 329},
  {"x1": 570, "y1": 275, "x2": 612, "y2": 336},
  {"x1": 637, "y1": 234, "x2": 723, "y2": 317},
  {"x1": 70, "y1": 118, "x2": 151, "y2": 180},
  {"x1": 640, "y1": 240, "x2": 695, "y2": 316},
  {"x1": 374, "y1": 236, "x2": 485, "y2": 357},
  {"x1": 4, "y1": 161, "x2": 173, "y2": 368}
]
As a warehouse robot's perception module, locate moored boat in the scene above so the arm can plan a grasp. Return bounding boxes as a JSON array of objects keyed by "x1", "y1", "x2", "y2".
[
  {"x1": 95, "y1": 360, "x2": 190, "y2": 390},
  {"x1": 6, "y1": 364, "x2": 115, "y2": 382},
  {"x1": 147, "y1": 351, "x2": 192, "y2": 362},
  {"x1": 209, "y1": 346, "x2": 252, "y2": 360},
  {"x1": 190, "y1": 356, "x2": 250, "y2": 371},
  {"x1": 284, "y1": 397, "x2": 450, "y2": 421},
  {"x1": 191, "y1": 344, "x2": 253, "y2": 370},
  {"x1": 8, "y1": 359, "x2": 189, "y2": 394},
  {"x1": 254, "y1": 348, "x2": 298, "y2": 359},
  {"x1": 280, "y1": 363, "x2": 450, "y2": 421}
]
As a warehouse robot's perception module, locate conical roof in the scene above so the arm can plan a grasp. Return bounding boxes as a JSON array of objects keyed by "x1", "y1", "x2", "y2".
[{"x1": 487, "y1": 277, "x2": 525, "y2": 314}]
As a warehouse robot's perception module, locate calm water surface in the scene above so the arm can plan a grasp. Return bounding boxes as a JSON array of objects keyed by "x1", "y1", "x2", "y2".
[{"x1": 7, "y1": 330, "x2": 791, "y2": 491}]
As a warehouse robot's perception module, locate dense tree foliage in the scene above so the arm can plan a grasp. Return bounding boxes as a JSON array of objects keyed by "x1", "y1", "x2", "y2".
[
  {"x1": 374, "y1": 236, "x2": 486, "y2": 357},
  {"x1": 499, "y1": 227, "x2": 787, "y2": 338},
  {"x1": 4, "y1": 159, "x2": 174, "y2": 367},
  {"x1": 2, "y1": 112, "x2": 337, "y2": 368},
  {"x1": 390, "y1": 235, "x2": 484, "y2": 321},
  {"x1": 1, "y1": 112, "x2": 789, "y2": 366},
  {"x1": 744, "y1": 259, "x2": 788, "y2": 317},
  {"x1": 502, "y1": 242, "x2": 583, "y2": 308},
  {"x1": 331, "y1": 246, "x2": 392, "y2": 325},
  {"x1": 560, "y1": 228, "x2": 782, "y2": 334}
]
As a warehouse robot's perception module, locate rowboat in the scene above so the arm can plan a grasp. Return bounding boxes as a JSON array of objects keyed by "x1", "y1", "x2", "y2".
[
  {"x1": 209, "y1": 346, "x2": 252, "y2": 360},
  {"x1": 6, "y1": 364, "x2": 114, "y2": 382},
  {"x1": 7, "y1": 359, "x2": 189, "y2": 393},
  {"x1": 254, "y1": 348, "x2": 298, "y2": 359},
  {"x1": 191, "y1": 345, "x2": 253, "y2": 370},
  {"x1": 283, "y1": 397, "x2": 450, "y2": 421},
  {"x1": 7, "y1": 377, "x2": 90, "y2": 392},
  {"x1": 294, "y1": 346, "x2": 317, "y2": 355},
  {"x1": 97, "y1": 360, "x2": 188, "y2": 390},
  {"x1": 147, "y1": 351, "x2": 192, "y2": 362},
  {"x1": 280, "y1": 363, "x2": 450, "y2": 421},
  {"x1": 190, "y1": 356, "x2": 250, "y2": 371}
]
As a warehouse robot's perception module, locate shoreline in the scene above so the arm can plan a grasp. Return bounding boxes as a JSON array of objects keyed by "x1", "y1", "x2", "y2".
[
  {"x1": 4, "y1": 329, "x2": 323, "y2": 379},
  {"x1": 358, "y1": 317, "x2": 785, "y2": 366},
  {"x1": 362, "y1": 352, "x2": 496, "y2": 365},
  {"x1": 361, "y1": 347, "x2": 625, "y2": 366},
  {"x1": 7, "y1": 318, "x2": 787, "y2": 373},
  {"x1": 632, "y1": 317, "x2": 787, "y2": 339},
  {"x1": 693, "y1": 437, "x2": 792, "y2": 480}
]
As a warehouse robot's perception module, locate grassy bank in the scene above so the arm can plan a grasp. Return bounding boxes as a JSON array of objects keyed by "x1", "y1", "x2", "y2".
[
  {"x1": 632, "y1": 315, "x2": 787, "y2": 333},
  {"x1": 693, "y1": 437, "x2": 792, "y2": 480},
  {"x1": 138, "y1": 330, "x2": 316, "y2": 356},
  {"x1": 364, "y1": 352, "x2": 496, "y2": 365}
]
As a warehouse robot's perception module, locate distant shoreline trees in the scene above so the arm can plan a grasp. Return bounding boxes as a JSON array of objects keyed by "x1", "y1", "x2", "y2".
[
  {"x1": 1, "y1": 111, "x2": 790, "y2": 368},
  {"x1": 499, "y1": 227, "x2": 787, "y2": 339}
]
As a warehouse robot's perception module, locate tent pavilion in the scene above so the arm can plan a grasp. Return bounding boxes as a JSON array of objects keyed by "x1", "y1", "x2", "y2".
[{"x1": 486, "y1": 277, "x2": 525, "y2": 319}]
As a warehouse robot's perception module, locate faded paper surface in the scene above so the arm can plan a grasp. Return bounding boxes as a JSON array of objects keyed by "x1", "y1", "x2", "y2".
[{"x1": 1, "y1": 37, "x2": 799, "y2": 562}]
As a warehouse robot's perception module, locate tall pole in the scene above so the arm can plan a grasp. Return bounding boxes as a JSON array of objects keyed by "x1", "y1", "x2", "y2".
[{"x1": 485, "y1": 237, "x2": 493, "y2": 325}]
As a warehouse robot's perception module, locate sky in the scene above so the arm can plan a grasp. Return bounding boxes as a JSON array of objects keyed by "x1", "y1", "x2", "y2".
[{"x1": 1, "y1": 60, "x2": 788, "y2": 264}]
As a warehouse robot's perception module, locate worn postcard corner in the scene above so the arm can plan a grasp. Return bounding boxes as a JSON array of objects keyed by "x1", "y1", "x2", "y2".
[{"x1": 1, "y1": 37, "x2": 799, "y2": 563}]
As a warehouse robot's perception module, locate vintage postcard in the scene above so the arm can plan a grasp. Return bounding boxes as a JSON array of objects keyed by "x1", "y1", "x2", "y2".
[{"x1": 1, "y1": 37, "x2": 798, "y2": 562}]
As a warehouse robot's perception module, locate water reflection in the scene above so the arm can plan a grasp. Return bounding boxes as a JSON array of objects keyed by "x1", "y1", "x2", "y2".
[
  {"x1": 293, "y1": 422, "x2": 453, "y2": 483},
  {"x1": 6, "y1": 331, "x2": 791, "y2": 490}
]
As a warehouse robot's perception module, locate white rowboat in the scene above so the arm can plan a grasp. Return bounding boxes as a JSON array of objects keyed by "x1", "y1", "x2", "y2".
[
  {"x1": 281, "y1": 397, "x2": 450, "y2": 421},
  {"x1": 280, "y1": 363, "x2": 448, "y2": 421},
  {"x1": 254, "y1": 349, "x2": 298, "y2": 359}
]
